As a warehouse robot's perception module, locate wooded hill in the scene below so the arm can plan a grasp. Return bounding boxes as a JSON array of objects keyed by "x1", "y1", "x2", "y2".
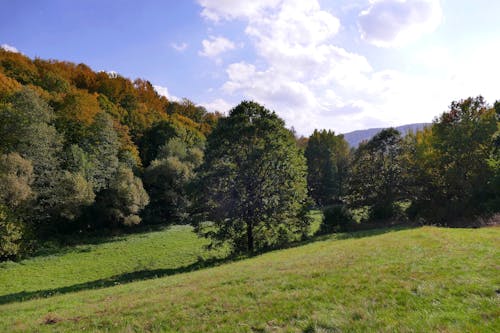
[{"x1": 0, "y1": 49, "x2": 220, "y2": 259}]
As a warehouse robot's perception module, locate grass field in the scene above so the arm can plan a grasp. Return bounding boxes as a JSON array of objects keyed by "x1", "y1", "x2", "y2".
[
  {"x1": 0, "y1": 225, "x2": 228, "y2": 304},
  {"x1": 0, "y1": 226, "x2": 498, "y2": 332}
]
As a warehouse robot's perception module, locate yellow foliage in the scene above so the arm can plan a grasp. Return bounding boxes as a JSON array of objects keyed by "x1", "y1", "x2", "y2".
[{"x1": 0, "y1": 72, "x2": 22, "y2": 101}]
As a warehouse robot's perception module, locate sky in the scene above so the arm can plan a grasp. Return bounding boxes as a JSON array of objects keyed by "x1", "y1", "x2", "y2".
[{"x1": 1, "y1": 0, "x2": 499, "y2": 134}]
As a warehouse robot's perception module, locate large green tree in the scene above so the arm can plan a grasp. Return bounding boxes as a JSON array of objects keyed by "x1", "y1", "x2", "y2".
[
  {"x1": 305, "y1": 129, "x2": 349, "y2": 206},
  {"x1": 347, "y1": 128, "x2": 405, "y2": 220},
  {"x1": 409, "y1": 96, "x2": 498, "y2": 223},
  {"x1": 194, "y1": 101, "x2": 309, "y2": 253}
]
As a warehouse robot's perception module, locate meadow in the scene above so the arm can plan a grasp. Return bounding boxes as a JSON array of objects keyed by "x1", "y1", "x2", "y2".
[
  {"x1": 0, "y1": 225, "x2": 498, "y2": 332},
  {"x1": 0, "y1": 225, "x2": 227, "y2": 304}
]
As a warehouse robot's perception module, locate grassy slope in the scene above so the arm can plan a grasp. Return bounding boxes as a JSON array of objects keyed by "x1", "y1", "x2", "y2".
[
  {"x1": 0, "y1": 212, "x2": 322, "y2": 302},
  {"x1": 0, "y1": 226, "x2": 498, "y2": 332},
  {"x1": 0, "y1": 225, "x2": 226, "y2": 301}
]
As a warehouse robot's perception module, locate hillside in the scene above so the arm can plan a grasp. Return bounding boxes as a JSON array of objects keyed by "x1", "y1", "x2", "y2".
[
  {"x1": 343, "y1": 123, "x2": 430, "y2": 147},
  {"x1": 0, "y1": 226, "x2": 227, "y2": 302},
  {"x1": 0, "y1": 226, "x2": 498, "y2": 332}
]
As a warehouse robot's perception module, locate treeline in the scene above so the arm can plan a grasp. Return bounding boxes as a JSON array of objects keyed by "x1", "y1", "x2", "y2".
[
  {"x1": 0, "y1": 50, "x2": 499, "y2": 259},
  {"x1": 0, "y1": 50, "x2": 219, "y2": 259},
  {"x1": 306, "y1": 96, "x2": 500, "y2": 233}
]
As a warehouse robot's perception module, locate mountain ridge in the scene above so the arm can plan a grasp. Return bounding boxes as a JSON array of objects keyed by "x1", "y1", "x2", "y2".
[{"x1": 342, "y1": 123, "x2": 431, "y2": 147}]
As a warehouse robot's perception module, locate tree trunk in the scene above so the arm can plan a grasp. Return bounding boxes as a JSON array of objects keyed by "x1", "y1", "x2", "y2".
[{"x1": 247, "y1": 221, "x2": 254, "y2": 253}]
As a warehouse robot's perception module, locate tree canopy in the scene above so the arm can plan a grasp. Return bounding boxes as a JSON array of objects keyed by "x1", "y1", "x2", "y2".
[
  {"x1": 195, "y1": 101, "x2": 309, "y2": 253},
  {"x1": 305, "y1": 129, "x2": 349, "y2": 206}
]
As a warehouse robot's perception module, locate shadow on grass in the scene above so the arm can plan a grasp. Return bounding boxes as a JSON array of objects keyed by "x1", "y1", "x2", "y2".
[
  {"x1": 31, "y1": 224, "x2": 183, "y2": 259},
  {"x1": 0, "y1": 256, "x2": 232, "y2": 306},
  {"x1": 0, "y1": 224, "x2": 416, "y2": 305},
  {"x1": 333, "y1": 224, "x2": 417, "y2": 240},
  {"x1": 250, "y1": 223, "x2": 418, "y2": 258}
]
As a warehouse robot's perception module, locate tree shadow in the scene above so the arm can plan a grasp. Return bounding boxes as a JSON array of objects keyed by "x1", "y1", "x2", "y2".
[
  {"x1": 332, "y1": 224, "x2": 417, "y2": 240},
  {"x1": 250, "y1": 223, "x2": 418, "y2": 257},
  {"x1": 30, "y1": 224, "x2": 182, "y2": 259},
  {"x1": 0, "y1": 255, "x2": 231, "y2": 305},
  {"x1": 0, "y1": 224, "x2": 417, "y2": 305}
]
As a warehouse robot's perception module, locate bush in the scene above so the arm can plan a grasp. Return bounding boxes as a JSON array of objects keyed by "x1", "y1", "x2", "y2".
[
  {"x1": 369, "y1": 203, "x2": 398, "y2": 222},
  {"x1": 0, "y1": 206, "x2": 26, "y2": 261},
  {"x1": 320, "y1": 205, "x2": 354, "y2": 234}
]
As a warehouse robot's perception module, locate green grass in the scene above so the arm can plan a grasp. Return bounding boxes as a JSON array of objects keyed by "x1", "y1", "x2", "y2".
[
  {"x1": 0, "y1": 225, "x2": 227, "y2": 303},
  {"x1": 0, "y1": 226, "x2": 498, "y2": 332}
]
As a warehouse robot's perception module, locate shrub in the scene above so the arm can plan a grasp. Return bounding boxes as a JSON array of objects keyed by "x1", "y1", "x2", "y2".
[
  {"x1": 320, "y1": 205, "x2": 354, "y2": 233},
  {"x1": 0, "y1": 206, "x2": 26, "y2": 260}
]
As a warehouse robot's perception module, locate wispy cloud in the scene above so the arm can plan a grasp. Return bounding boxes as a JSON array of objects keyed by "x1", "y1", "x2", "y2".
[
  {"x1": 199, "y1": 36, "x2": 236, "y2": 62},
  {"x1": 171, "y1": 42, "x2": 188, "y2": 52}
]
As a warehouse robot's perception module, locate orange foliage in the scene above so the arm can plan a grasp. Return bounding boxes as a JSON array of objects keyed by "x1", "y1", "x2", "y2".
[
  {"x1": 0, "y1": 50, "x2": 38, "y2": 85},
  {"x1": 0, "y1": 72, "x2": 22, "y2": 101},
  {"x1": 113, "y1": 120, "x2": 141, "y2": 167},
  {"x1": 57, "y1": 89, "x2": 101, "y2": 125},
  {"x1": 0, "y1": 51, "x2": 220, "y2": 148}
]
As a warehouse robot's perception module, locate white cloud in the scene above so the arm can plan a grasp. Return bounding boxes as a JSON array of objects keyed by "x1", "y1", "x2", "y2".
[
  {"x1": 197, "y1": 0, "x2": 496, "y2": 135},
  {"x1": 358, "y1": 0, "x2": 442, "y2": 47},
  {"x1": 171, "y1": 42, "x2": 188, "y2": 52},
  {"x1": 202, "y1": 0, "x2": 382, "y2": 133},
  {"x1": 201, "y1": 98, "x2": 233, "y2": 113},
  {"x1": 199, "y1": 36, "x2": 236, "y2": 61},
  {"x1": 0, "y1": 44, "x2": 19, "y2": 53},
  {"x1": 197, "y1": 0, "x2": 282, "y2": 22},
  {"x1": 153, "y1": 85, "x2": 180, "y2": 102}
]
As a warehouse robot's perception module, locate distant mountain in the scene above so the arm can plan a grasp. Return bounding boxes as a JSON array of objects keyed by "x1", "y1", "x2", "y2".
[{"x1": 342, "y1": 123, "x2": 430, "y2": 147}]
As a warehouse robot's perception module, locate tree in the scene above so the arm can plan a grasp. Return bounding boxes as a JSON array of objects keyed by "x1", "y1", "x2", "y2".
[
  {"x1": 167, "y1": 98, "x2": 207, "y2": 123},
  {"x1": 139, "y1": 120, "x2": 179, "y2": 167},
  {"x1": 347, "y1": 128, "x2": 405, "y2": 220},
  {"x1": 143, "y1": 138, "x2": 203, "y2": 224},
  {"x1": 194, "y1": 101, "x2": 309, "y2": 253},
  {"x1": 0, "y1": 153, "x2": 33, "y2": 208},
  {"x1": 0, "y1": 88, "x2": 64, "y2": 226},
  {"x1": 0, "y1": 206, "x2": 25, "y2": 260},
  {"x1": 54, "y1": 89, "x2": 101, "y2": 144},
  {"x1": 84, "y1": 112, "x2": 120, "y2": 192},
  {"x1": 486, "y1": 129, "x2": 500, "y2": 211},
  {"x1": 56, "y1": 171, "x2": 95, "y2": 222},
  {"x1": 0, "y1": 153, "x2": 34, "y2": 260},
  {"x1": 409, "y1": 97, "x2": 498, "y2": 223},
  {"x1": 93, "y1": 166, "x2": 149, "y2": 228},
  {"x1": 305, "y1": 130, "x2": 349, "y2": 206}
]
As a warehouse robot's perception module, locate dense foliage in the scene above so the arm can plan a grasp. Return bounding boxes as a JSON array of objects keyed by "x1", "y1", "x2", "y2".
[
  {"x1": 0, "y1": 50, "x2": 218, "y2": 259},
  {"x1": 305, "y1": 130, "x2": 349, "y2": 206},
  {"x1": 347, "y1": 128, "x2": 406, "y2": 220},
  {"x1": 405, "y1": 96, "x2": 499, "y2": 223},
  {"x1": 194, "y1": 101, "x2": 309, "y2": 253}
]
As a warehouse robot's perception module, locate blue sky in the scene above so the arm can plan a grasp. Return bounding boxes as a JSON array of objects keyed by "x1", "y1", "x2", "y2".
[{"x1": 1, "y1": 0, "x2": 499, "y2": 134}]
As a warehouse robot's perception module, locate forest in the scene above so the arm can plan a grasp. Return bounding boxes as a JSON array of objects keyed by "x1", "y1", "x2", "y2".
[{"x1": 0, "y1": 48, "x2": 499, "y2": 260}]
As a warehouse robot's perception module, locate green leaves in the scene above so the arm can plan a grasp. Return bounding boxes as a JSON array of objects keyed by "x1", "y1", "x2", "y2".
[
  {"x1": 195, "y1": 101, "x2": 309, "y2": 253},
  {"x1": 408, "y1": 97, "x2": 498, "y2": 223},
  {"x1": 305, "y1": 129, "x2": 350, "y2": 206},
  {"x1": 347, "y1": 128, "x2": 405, "y2": 220}
]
